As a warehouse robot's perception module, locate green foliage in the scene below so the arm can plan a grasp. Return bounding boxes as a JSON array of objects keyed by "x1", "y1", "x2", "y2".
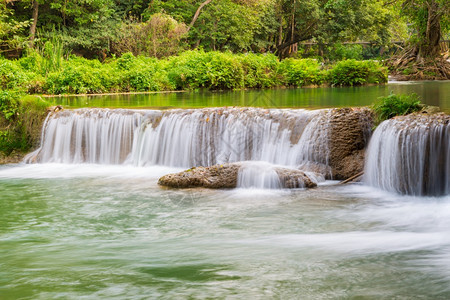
[
  {"x1": 45, "y1": 57, "x2": 114, "y2": 94},
  {"x1": 0, "y1": 93, "x2": 50, "y2": 155},
  {"x1": 112, "y1": 13, "x2": 187, "y2": 58},
  {"x1": 327, "y1": 44, "x2": 363, "y2": 61},
  {"x1": 328, "y1": 59, "x2": 388, "y2": 86},
  {"x1": 0, "y1": 3, "x2": 30, "y2": 53},
  {"x1": 239, "y1": 53, "x2": 279, "y2": 88},
  {"x1": 279, "y1": 58, "x2": 324, "y2": 86},
  {"x1": 116, "y1": 52, "x2": 136, "y2": 70},
  {"x1": 1, "y1": 49, "x2": 389, "y2": 97},
  {"x1": 372, "y1": 93, "x2": 422, "y2": 123},
  {"x1": 0, "y1": 90, "x2": 19, "y2": 120},
  {"x1": 0, "y1": 58, "x2": 33, "y2": 90},
  {"x1": 116, "y1": 55, "x2": 173, "y2": 91}
]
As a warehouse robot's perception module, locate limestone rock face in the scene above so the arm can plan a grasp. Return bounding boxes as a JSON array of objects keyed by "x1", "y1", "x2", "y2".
[
  {"x1": 158, "y1": 162, "x2": 318, "y2": 189},
  {"x1": 327, "y1": 107, "x2": 373, "y2": 180}
]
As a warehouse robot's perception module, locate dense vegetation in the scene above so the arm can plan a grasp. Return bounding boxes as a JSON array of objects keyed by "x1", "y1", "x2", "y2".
[
  {"x1": 0, "y1": 0, "x2": 439, "y2": 59},
  {"x1": 0, "y1": 50, "x2": 388, "y2": 95}
]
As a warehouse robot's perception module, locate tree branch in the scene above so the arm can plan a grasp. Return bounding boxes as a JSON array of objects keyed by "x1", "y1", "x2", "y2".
[{"x1": 187, "y1": 0, "x2": 213, "y2": 32}]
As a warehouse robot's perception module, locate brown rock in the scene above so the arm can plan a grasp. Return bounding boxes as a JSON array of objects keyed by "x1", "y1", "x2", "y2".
[
  {"x1": 328, "y1": 107, "x2": 373, "y2": 179},
  {"x1": 275, "y1": 167, "x2": 318, "y2": 188},
  {"x1": 158, "y1": 163, "x2": 241, "y2": 189},
  {"x1": 158, "y1": 162, "x2": 318, "y2": 189}
]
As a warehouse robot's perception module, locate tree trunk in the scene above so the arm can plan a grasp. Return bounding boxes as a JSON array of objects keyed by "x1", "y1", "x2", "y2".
[
  {"x1": 278, "y1": 16, "x2": 283, "y2": 46},
  {"x1": 29, "y1": 0, "x2": 39, "y2": 48},
  {"x1": 418, "y1": 0, "x2": 442, "y2": 58},
  {"x1": 187, "y1": 0, "x2": 213, "y2": 32}
]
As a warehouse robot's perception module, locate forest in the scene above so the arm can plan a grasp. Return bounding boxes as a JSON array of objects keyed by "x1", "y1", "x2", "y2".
[{"x1": 1, "y1": 0, "x2": 448, "y2": 66}]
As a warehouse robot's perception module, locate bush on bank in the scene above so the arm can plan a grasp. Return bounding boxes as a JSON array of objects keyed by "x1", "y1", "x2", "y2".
[{"x1": 0, "y1": 51, "x2": 388, "y2": 95}]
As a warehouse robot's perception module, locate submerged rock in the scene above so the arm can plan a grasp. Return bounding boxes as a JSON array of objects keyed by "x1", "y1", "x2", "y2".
[{"x1": 158, "y1": 162, "x2": 318, "y2": 189}]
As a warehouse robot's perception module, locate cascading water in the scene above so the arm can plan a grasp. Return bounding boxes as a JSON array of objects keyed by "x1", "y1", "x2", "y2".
[
  {"x1": 27, "y1": 108, "x2": 333, "y2": 174},
  {"x1": 364, "y1": 114, "x2": 450, "y2": 196},
  {"x1": 237, "y1": 162, "x2": 282, "y2": 189}
]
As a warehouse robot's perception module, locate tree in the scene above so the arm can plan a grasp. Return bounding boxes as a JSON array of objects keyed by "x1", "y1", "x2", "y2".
[
  {"x1": 111, "y1": 13, "x2": 187, "y2": 58},
  {"x1": 0, "y1": 1, "x2": 30, "y2": 55},
  {"x1": 390, "y1": 0, "x2": 450, "y2": 79},
  {"x1": 271, "y1": 0, "x2": 395, "y2": 57},
  {"x1": 403, "y1": 0, "x2": 449, "y2": 58}
]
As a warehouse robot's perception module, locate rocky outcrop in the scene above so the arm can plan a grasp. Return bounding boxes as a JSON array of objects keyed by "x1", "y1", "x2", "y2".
[
  {"x1": 328, "y1": 108, "x2": 373, "y2": 179},
  {"x1": 158, "y1": 162, "x2": 318, "y2": 189},
  {"x1": 306, "y1": 107, "x2": 373, "y2": 180}
]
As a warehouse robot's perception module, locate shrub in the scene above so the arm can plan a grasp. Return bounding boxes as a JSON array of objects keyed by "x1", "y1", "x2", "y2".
[
  {"x1": 206, "y1": 52, "x2": 244, "y2": 89},
  {"x1": 165, "y1": 50, "x2": 245, "y2": 90},
  {"x1": 328, "y1": 59, "x2": 387, "y2": 86},
  {"x1": 0, "y1": 58, "x2": 32, "y2": 90},
  {"x1": 238, "y1": 53, "x2": 279, "y2": 88},
  {"x1": 45, "y1": 57, "x2": 114, "y2": 94},
  {"x1": 166, "y1": 50, "x2": 211, "y2": 89},
  {"x1": 279, "y1": 58, "x2": 325, "y2": 86},
  {"x1": 0, "y1": 90, "x2": 19, "y2": 120},
  {"x1": 116, "y1": 52, "x2": 136, "y2": 70},
  {"x1": 0, "y1": 91, "x2": 24, "y2": 154},
  {"x1": 372, "y1": 93, "x2": 422, "y2": 124}
]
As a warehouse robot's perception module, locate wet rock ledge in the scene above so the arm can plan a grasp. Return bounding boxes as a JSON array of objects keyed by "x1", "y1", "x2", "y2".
[{"x1": 158, "y1": 163, "x2": 318, "y2": 189}]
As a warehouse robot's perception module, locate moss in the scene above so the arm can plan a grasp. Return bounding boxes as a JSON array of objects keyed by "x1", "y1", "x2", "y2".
[{"x1": 0, "y1": 94, "x2": 50, "y2": 156}]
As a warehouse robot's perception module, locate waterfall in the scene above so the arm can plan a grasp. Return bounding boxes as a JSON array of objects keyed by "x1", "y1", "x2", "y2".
[
  {"x1": 26, "y1": 107, "x2": 332, "y2": 170},
  {"x1": 364, "y1": 115, "x2": 450, "y2": 196},
  {"x1": 237, "y1": 162, "x2": 282, "y2": 189}
]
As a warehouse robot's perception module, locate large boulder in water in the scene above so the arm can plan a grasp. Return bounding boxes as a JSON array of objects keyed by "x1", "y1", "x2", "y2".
[{"x1": 158, "y1": 162, "x2": 318, "y2": 189}]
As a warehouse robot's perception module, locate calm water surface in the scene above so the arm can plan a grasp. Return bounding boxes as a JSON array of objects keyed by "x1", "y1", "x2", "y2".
[
  {"x1": 49, "y1": 81, "x2": 450, "y2": 112},
  {"x1": 1, "y1": 164, "x2": 450, "y2": 299}
]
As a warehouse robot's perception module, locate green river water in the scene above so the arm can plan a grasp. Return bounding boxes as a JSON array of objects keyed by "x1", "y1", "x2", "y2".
[
  {"x1": 1, "y1": 81, "x2": 450, "y2": 299},
  {"x1": 49, "y1": 81, "x2": 450, "y2": 112}
]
